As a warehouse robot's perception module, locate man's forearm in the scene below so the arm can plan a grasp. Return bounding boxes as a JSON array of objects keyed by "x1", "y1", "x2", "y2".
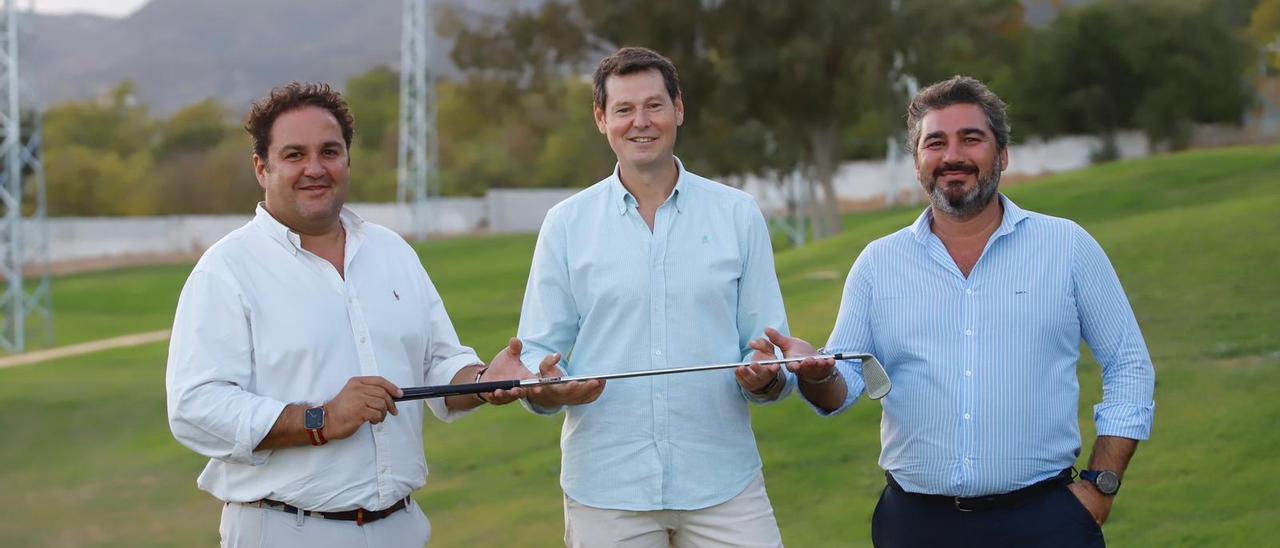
[
  {"x1": 256, "y1": 404, "x2": 314, "y2": 451},
  {"x1": 799, "y1": 372, "x2": 848, "y2": 413},
  {"x1": 1086, "y1": 435, "x2": 1139, "y2": 476},
  {"x1": 443, "y1": 364, "x2": 489, "y2": 412}
]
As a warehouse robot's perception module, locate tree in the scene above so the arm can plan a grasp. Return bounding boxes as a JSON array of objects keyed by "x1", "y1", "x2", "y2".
[
  {"x1": 1251, "y1": 0, "x2": 1280, "y2": 69},
  {"x1": 1019, "y1": 0, "x2": 1253, "y2": 156},
  {"x1": 446, "y1": 0, "x2": 1026, "y2": 242}
]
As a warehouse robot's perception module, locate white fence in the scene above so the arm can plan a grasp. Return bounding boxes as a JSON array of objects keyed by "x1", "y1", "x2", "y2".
[{"x1": 41, "y1": 189, "x2": 576, "y2": 264}]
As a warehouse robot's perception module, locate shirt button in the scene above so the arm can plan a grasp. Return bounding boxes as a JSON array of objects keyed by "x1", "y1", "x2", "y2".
[
  {"x1": 964, "y1": 329, "x2": 974, "y2": 336},
  {"x1": 360, "y1": 336, "x2": 368, "y2": 344},
  {"x1": 964, "y1": 457, "x2": 971, "y2": 465},
  {"x1": 965, "y1": 288, "x2": 973, "y2": 295},
  {"x1": 655, "y1": 349, "x2": 662, "y2": 357},
  {"x1": 964, "y1": 370, "x2": 972, "y2": 377},
  {"x1": 963, "y1": 413, "x2": 971, "y2": 420}
]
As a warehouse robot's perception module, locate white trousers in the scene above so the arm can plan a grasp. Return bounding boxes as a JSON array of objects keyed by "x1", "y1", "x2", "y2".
[
  {"x1": 563, "y1": 473, "x2": 784, "y2": 548},
  {"x1": 219, "y1": 498, "x2": 431, "y2": 548}
]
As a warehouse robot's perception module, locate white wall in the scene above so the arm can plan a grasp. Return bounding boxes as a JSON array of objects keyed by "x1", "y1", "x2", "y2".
[{"x1": 34, "y1": 127, "x2": 1269, "y2": 265}]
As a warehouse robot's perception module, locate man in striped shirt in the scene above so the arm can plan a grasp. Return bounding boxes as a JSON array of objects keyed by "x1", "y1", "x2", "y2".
[{"x1": 769, "y1": 76, "x2": 1156, "y2": 547}]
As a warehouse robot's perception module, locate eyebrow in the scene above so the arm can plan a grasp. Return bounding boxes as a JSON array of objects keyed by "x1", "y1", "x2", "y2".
[
  {"x1": 922, "y1": 127, "x2": 990, "y2": 141},
  {"x1": 612, "y1": 95, "x2": 667, "y2": 108},
  {"x1": 277, "y1": 141, "x2": 344, "y2": 153}
]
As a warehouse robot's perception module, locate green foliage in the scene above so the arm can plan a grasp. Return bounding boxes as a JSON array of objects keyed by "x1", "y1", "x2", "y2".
[
  {"x1": 1018, "y1": 0, "x2": 1254, "y2": 153},
  {"x1": 1252, "y1": 0, "x2": 1280, "y2": 69},
  {"x1": 0, "y1": 146, "x2": 1276, "y2": 545}
]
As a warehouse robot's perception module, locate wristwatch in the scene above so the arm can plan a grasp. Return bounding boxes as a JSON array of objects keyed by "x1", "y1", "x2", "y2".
[
  {"x1": 304, "y1": 406, "x2": 328, "y2": 446},
  {"x1": 1079, "y1": 469, "x2": 1121, "y2": 496}
]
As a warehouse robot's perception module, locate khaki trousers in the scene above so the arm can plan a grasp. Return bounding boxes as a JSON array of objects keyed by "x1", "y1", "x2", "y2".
[{"x1": 564, "y1": 473, "x2": 784, "y2": 548}]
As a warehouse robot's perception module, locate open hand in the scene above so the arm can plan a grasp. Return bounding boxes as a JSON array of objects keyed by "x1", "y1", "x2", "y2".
[{"x1": 526, "y1": 353, "x2": 605, "y2": 407}]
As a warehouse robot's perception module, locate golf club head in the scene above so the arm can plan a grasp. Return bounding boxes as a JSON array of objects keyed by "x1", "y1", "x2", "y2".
[{"x1": 861, "y1": 356, "x2": 891, "y2": 400}]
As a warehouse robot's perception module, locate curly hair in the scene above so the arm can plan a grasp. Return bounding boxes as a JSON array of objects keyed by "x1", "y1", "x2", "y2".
[{"x1": 244, "y1": 82, "x2": 355, "y2": 161}]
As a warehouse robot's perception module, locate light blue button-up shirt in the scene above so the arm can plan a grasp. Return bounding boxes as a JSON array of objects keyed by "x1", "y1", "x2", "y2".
[
  {"x1": 517, "y1": 159, "x2": 791, "y2": 511},
  {"x1": 821, "y1": 195, "x2": 1155, "y2": 497}
]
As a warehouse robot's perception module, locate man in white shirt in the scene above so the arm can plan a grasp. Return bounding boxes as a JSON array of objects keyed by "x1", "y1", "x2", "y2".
[{"x1": 166, "y1": 82, "x2": 541, "y2": 547}]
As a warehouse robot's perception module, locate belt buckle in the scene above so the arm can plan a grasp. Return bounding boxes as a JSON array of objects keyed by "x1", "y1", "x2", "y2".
[{"x1": 954, "y1": 496, "x2": 974, "y2": 512}]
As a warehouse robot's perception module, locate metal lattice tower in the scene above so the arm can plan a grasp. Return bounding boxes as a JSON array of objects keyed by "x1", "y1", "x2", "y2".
[
  {"x1": 397, "y1": 0, "x2": 438, "y2": 241},
  {"x1": 0, "y1": 0, "x2": 51, "y2": 353}
]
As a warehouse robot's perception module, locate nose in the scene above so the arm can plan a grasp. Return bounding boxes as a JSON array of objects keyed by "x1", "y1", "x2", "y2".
[
  {"x1": 302, "y1": 156, "x2": 326, "y2": 178},
  {"x1": 941, "y1": 140, "x2": 964, "y2": 164},
  {"x1": 634, "y1": 108, "x2": 651, "y2": 128}
]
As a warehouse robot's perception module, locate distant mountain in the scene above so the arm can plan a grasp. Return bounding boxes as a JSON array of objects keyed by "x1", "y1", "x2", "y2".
[{"x1": 26, "y1": 0, "x2": 485, "y2": 113}]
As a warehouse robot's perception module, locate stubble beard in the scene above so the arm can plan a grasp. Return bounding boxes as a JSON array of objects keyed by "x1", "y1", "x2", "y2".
[{"x1": 928, "y1": 157, "x2": 1003, "y2": 220}]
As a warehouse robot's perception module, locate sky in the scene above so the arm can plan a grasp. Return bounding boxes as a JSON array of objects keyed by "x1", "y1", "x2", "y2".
[{"x1": 29, "y1": 0, "x2": 149, "y2": 17}]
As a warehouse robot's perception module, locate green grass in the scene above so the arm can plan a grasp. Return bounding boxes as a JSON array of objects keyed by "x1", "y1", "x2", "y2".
[{"x1": 1, "y1": 145, "x2": 1277, "y2": 546}]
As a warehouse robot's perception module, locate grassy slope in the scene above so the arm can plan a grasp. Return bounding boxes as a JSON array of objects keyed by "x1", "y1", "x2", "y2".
[{"x1": 0, "y1": 145, "x2": 1276, "y2": 546}]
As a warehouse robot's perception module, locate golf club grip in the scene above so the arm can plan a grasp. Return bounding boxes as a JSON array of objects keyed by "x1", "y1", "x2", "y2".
[{"x1": 394, "y1": 379, "x2": 521, "y2": 401}]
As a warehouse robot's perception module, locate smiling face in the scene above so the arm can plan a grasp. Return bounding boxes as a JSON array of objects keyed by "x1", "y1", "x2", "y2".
[
  {"x1": 253, "y1": 106, "x2": 350, "y2": 234},
  {"x1": 914, "y1": 103, "x2": 1008, "y2": 220},
  {"x1": 594, "y1": 68, "x2": 684, "y2": 174}
]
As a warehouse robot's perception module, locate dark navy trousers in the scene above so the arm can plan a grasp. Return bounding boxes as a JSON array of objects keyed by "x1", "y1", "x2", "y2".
[{"x1": 871, "y1": 481, "x2": 1107, "y2": 548}]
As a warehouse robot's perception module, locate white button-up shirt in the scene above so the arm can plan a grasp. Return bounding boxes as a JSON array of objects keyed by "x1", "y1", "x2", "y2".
[{"x1": 166, "y1": 204, "x2": 481, "y2": 511}]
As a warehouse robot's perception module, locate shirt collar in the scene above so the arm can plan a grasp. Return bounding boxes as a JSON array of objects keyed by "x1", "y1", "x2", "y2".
[
  {"x1": 609, "y1": 156, "x2": 688, "y2": 216},
  {"x1": 908, "y1": 193, "x2": 1028, "y2": 244},
  {"x1": 253, "y1": 202, "x2": 366, "y2": 254}
]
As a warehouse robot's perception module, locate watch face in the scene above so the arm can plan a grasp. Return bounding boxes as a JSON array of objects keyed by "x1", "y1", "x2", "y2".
[
  {"x1": 1094, "y1": 471, "x2": 1121, "y2": 494},
  {"x1": 304, "y1": 407, "x2": 325, "y2": 430}
]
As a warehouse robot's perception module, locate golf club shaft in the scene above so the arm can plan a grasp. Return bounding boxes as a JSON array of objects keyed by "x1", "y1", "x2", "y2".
[{"x1": 394, "y1": 353, "x2": 869, "y2": 402}]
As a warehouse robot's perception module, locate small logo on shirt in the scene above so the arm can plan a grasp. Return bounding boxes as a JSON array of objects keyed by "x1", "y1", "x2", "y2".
[
  {"x1": 1015, "y1": 290, "x2": 1029, "y2": 295},
  {"x1": 702, "y1": 235, "x2": 710, "y2": 244},
  {"x1": 393, "y1": 290, "x2": 400, "y2": 301}
]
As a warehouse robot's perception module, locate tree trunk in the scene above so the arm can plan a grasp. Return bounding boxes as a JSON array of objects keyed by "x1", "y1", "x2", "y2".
[{"x1": 808, "y1": 125, "x2": 843, "y2": 239}]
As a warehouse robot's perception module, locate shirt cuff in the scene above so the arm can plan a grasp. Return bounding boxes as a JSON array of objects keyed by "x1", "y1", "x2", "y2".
[
  {"x1": 233, "y1": 397, "x2": 288, "y2": 466},
  {"x1": 1094, "y1": 400, "x2": 1156, "y2": 441},
  {"x1": 426, "y1": 353, "x2": 485, "y2": 423},
  {"x1": 742, "y1": 369, "x2": 795, "y2": 405}
]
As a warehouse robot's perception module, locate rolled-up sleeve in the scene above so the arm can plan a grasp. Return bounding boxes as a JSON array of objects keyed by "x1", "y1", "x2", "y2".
[
  {"x1": 517, "y1": 208, "x2": 579, "y2": 416},
  {"x1": 421, "y1": 270, "x2": 484, "y2": 423},
  {"x1": 166, "y1": 270, "x2": 287, "y2": 466},
  {"x1": 1072, "y1": 226, "x2": 1156, "y2": 440}
]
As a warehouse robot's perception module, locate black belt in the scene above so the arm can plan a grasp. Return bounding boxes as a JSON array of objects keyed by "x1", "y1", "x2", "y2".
[
  {"x1": 248, "y1": 496, "x2": 411, "y2": 526},
  {"x1": 885, "y1": 468, "x2": 1074, "y2": 512}
]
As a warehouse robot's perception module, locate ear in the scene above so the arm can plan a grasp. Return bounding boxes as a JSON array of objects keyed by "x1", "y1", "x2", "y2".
[
  {"x1": 594, "y1": 104, "x2": 607, "y2": 135},
  {"x1": 253, "y1": 154, "x2": 268, "y2": 190},
  {"x1": 674, "y1": 95, "x2": 685, "y2": 127},
  {"x1": 998, "y1": 147, "x2": 1009, "y2": 173}
]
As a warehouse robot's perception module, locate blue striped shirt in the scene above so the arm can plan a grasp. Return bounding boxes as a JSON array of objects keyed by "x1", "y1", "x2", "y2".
[
  {"x1": 822, "y1": 195, "x2": 1155, "y2": 497},
  {"x1": 517, "y1": 159, "x2": 792, "y2": 511}
]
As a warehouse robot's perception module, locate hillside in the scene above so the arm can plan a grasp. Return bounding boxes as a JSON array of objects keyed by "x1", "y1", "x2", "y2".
[{"x1": 0, "y1": 145, "x2": 1275, "y2": 545}]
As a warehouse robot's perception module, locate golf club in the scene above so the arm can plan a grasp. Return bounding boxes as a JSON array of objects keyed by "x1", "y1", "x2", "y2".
[{"x1": 394, "y1": 352, "x2": 891, "y2": 401}]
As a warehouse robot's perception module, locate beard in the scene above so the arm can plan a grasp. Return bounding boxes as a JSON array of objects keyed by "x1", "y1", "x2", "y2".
[{"x1": 925, "y1": 156, "x2": 1002, "y2": 220}]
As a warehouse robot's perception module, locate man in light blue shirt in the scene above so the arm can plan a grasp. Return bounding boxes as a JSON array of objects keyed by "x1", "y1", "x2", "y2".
[
  {"x1": 517, "y1": 47, "x2": 792, "y2": 547},
  {"x1": 770, "y1": 76, "x2": 1156, "y2": 547}
]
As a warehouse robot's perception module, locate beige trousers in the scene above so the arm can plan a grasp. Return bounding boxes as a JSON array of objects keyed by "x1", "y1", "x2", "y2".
[{"x1": 563, "y1": 473, "x2": 784, "y2": 548}]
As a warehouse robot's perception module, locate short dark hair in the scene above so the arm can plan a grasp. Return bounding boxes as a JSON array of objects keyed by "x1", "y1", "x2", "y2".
[
  {"x1": 592, "y1": 47, "x2": 682, "y2": 111},
  {"x1": 906, "y1": 76, "x2": 1010, "y2": 157},
  {"x1": 245, "y1": 82, "x2": 355, "y2": 160}
]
